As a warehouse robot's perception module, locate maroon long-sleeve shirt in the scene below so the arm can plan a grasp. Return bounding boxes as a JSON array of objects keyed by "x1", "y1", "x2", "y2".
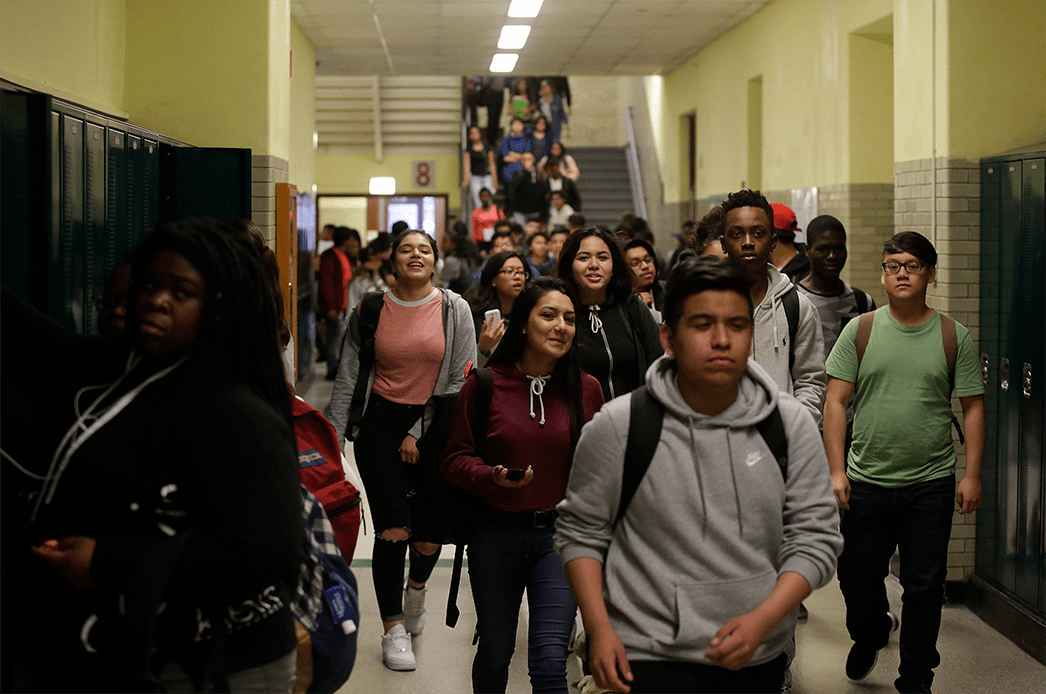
[{"x1": 441, "y1": 363, "x2": 604, "y2": 512}]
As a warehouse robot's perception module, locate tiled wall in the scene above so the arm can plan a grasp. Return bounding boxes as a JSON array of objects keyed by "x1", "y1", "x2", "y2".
[
  {"x1": 252, "y1": 154, "x2": 290, "y2": 245},
  {"x1": 896, "y1": 156, "x2": 982, "y2": 582}
]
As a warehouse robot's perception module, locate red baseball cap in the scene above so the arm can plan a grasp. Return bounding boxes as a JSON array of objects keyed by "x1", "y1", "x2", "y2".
[{"x1": 770, "y1": 203, "x2": 800, "y2": 232}]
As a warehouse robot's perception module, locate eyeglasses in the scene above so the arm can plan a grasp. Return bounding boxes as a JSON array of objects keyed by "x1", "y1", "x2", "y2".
[
  {"x1": 882, "y1": 261, "x2": 928, "y2": 275},
  {"x1": 628, "y1": 256, "x2": 654, "y2": 268},
  {"x1": 498, "y1": 268, "x2": 527, "y2": 278}
]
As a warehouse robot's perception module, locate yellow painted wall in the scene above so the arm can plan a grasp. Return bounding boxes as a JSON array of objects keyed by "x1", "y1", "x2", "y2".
[
  {"x1": 289, "y1": 20, "x2": 316, "y2": 191},
  {"x1": 660, "y1": 0, "x2": 895, "y2": 202},
  {"x1": 268, "y1": 0, "x2": 291, "y2": 161},
  {"x1": 945, "y1": 0, "x2": 1046, "y2": 159},
  {"x1": 0, "y1": 0, "x2": 128, "y2": 117},
  {"x1": 316, "y1": 152, "x2": 460, "y2": 197},
  {"x1": 894, "y1": 0, "x2": 940, "y2": 163},
  {"x1": 124, "y1": 1, "x2": 278, "y2": 154}
]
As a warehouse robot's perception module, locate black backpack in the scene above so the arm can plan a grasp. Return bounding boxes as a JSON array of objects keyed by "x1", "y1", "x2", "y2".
[
  {"x1": 780, "y1": 285, "x2": 800, "y2": 374},
  {"x1": 616, "y1": 386, "x2": 790, "y2": 527}
]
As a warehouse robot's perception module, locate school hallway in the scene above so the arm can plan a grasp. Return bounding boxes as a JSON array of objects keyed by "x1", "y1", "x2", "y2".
[{"x1": 301, "y1": 368, "x2": 1044, "y2": 694}]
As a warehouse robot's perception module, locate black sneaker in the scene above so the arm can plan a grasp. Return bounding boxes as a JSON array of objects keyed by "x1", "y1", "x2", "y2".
[
  {"x1": 895, "y1": 676, "x2": 932, "y2": 693},
  {"x1": 845, "y1": 643, "x2": 879, "y2": 681},
  {"x1": 888, "y1": 611, "x2": 900, "y2": 636},
  {"x1": 797, "y1": 602, "x2": 809, "y2": 620}
]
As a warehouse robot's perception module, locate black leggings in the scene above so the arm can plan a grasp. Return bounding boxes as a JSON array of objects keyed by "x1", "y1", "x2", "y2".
[{"x1": 354, "y1": 392, "x2": 443, "y2": 621}]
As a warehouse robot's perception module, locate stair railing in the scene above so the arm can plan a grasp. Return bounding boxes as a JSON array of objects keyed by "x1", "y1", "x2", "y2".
[{"x1": 625, "y1": 106, "x2": 648, "y2": 220}]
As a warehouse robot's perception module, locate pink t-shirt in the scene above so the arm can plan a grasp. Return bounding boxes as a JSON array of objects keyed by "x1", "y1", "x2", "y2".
[{"x1": 372, "y1": 289, "x2": 446, "y2": 405}]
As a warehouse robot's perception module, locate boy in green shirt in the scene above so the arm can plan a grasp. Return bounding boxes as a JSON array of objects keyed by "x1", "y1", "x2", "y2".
[{"x1": 824, "y1": 232, "x2": 984, "y2": 694}]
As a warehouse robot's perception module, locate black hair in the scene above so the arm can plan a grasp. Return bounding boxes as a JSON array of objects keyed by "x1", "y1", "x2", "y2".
[
  {"x1": 628, "y1": 217, "x2": 654, "y2": 244},
  {"x1": 624, "y1": 238, "x2": 658, "y2": 269},
  {"x1": 532, "y1": 115, "x2": 550, "y2": 133},
  {"x1": 333, "y1": 226, "x2": 355, "y2": 247},
  {"x1": 663, "y1": 256, "x2": 755, "y2": 331},
  {"x1": 508, "y1": 221, "x2": 525, "y2": 238},
  {"x1": 566, "y1": 213, "x2": 585, "y2": 229},
  {"x1": 613, "y1": 224, "x2": 634, "y2": 241},
  {"x1": 555, "y1": 227, "x2": 635, "y2": 301},
  {"x1": 222, "y1": 218, "x2": 291, "y2": 348},
  {"x1": 368, "y1": 230, "x2": 393, "y2": 254},
  {"x1": 693, "y1": 206, "x2": 725, "y2": 253},
  {"x1": 464, "y1": 250, "x2": 532, "y2": 315},
  {"x1": 488, "y1": 276, "x2": 586, "y2": 447},
  {"x1": 721, "y1": 189, "x2": 774, "y2": 230},
  {"x1": 479, "y1": 187, "x2": 493, "y2": 196},
  {"x1": 490, "y1": 229, "x2": 515, "y2": 247},
  {"x1": 549, "y1": 141, "x2": 567, "y2": 157},
  {"x1": 390, "y1": 220, "x2": 410, "y2": 236},
  {"x1": 549, "y1": 190, "x2": 566, "y2": 200},
  {"x1": 493, "y1": 219, "x2": 513, "y2": 232},
  {"x1": 128, "y1": 218, "x2": 291, "y2": 422},
  {"x1": 528, "y1": 230, "x2": 550, "y2": 245},
  {"x1": 447, "y1": 228, "x2": 483, "y2": 267},
  {"x1": 883, "y1": 231, "x2": 936, "y2": 267},
  {"x1": 805, "y1": 215, "x2": 846, "y2": 247},
  {"x1": 549, "y1": 226, "x2": 570, "y2": 240}
]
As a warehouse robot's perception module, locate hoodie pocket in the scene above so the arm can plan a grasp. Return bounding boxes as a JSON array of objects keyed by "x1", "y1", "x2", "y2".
[{"x1": 673, "y1": 571, "x2": 779, "y2": 650}]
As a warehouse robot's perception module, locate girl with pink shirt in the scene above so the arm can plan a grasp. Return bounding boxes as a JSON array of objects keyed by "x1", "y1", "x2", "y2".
[{"x1": 328, "y1": 230, "x2": 476, "y2": 672}]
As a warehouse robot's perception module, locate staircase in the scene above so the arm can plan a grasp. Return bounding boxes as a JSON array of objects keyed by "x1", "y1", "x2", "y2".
[{"x1": 570, "y1": 147, "x2": 635, "y2": 230}]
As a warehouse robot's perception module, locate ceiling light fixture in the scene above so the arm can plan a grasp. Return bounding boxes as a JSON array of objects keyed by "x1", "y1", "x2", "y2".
[
  {"x1": 490, "y1": 53, "x2": 519, "y2": 72},
  {"x1": 498, "y1": 25, "x2": 531, "y2": 50},
  {"x1": 507, "y1": 0, "x2": 542, "y2": 19},
  {"x1": 369, "y1": 177, "x2": 396, "y2": 195}
]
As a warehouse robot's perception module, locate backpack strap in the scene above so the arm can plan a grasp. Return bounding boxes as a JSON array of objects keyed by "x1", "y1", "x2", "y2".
[
  {"x1": 853, "y1": 287, "x2": 869, "y2": 315},
  {"x1": 854, "y1": 309, "x2": 876, "y2": 370},
  {"x1": 345, "y1": 292, "x2": 384, "y2": 439},
  {"x1": 781, "y1": 285, "x2": 800, "y2": 373},
  {"x1": 615, "y1": 386, "x2": 664, "y2": 528},
  {"x1": 446, "y1": 366, "x2": 494, "y2": 629},
  {"x1": 755, "y1": 406, "x2": 789, "y2": 480}
]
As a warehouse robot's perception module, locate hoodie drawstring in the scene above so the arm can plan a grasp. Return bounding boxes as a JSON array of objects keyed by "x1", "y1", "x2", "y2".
[
  {"x1": 725, "y1": 433, "x2": 744, "y2": 537},
  {"x1": 770, "y1": 293, "x2": 781, "y2": 359},
  {"x1": 588, "y1": 305, "x2": 616, "y2": 400},
  {"x1": 527, "y1": 375, "x2": 548, "y2": 425},
  {"x1": 688, "y1": 422, "x2": 709, "y2": 538}
]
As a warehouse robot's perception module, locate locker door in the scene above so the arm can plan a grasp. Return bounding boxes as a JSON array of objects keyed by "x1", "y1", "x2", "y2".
[
  {"x1": 976, "y1": 162, "x2": 1002, "y2": 580},
  {"x1": 169, "y1": 147, "x2": 252, "y2": 221},
  {"x1": 1014, "y1": 158, "x2": 1044, "y2": 610},
  {"x1": 127, "y1": 135, "x2": 145, "y2": 248},
  {"x1": 996, "y1": 160, "x2": 1023, "y2": 594},
  {"x1": 85, "y1": 123, "x2": 107, "y2": 333},
  {"x1": 53, "y1": 114, "x2": 86, "y2": 333},
  {"x1": 106, "y1": 129, "x2": 127, "y2": 268},
  {"x1": 142, "y1": 139, "x2": 161, "y2": 235}
]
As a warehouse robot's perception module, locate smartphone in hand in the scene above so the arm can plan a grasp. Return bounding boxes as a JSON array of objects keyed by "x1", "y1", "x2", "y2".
[{"x1": 484, "y1": 308, "x2": 502, "y2": 330}]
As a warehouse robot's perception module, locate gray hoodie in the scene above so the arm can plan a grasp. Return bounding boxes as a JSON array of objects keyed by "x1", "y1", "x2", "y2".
[
  {"x1": 555, "y1": 355, "x2": 842, "y2": 666},
  {"x1": 753, "y1": 264, "x2": 826, "y2": 426}
]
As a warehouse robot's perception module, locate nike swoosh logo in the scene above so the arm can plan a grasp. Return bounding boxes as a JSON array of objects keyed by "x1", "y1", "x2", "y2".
[{"x1": 746, "y1": 452, "x2": 762, "y2": 467}]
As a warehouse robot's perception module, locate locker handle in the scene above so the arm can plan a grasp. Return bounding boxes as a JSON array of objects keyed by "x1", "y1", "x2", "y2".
[
  {"x1": 1023, "y1": 363, "x2": 1032, "y2": 398},
  {"x1": 1000, "y1": 358, "x2": 1010, "y2": 392},
  {"x1": 980, "y1": 353, "x2": 989, "y2": 387}
]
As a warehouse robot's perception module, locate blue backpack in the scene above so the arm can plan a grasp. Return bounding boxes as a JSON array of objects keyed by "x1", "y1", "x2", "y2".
[{"x1": 293, "y1": 487, "x2": 360, "y2": 693}]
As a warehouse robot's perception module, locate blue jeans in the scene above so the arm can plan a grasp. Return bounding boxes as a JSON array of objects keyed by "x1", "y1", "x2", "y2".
[
  {"x1": 468, "y1": 512, "x2": 577, "y2": 693},
  {"x1": 837, "y1": 476, "x2": 955, "y2": 689}
]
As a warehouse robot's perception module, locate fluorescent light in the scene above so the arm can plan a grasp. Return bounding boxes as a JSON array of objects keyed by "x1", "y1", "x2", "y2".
[
  {"x1": 489, "y1": 53, "x2": 519, "y2": 73},
  {"x1": 498, "y1": 25, "x2": 531, "y2": 50},
  {"x1": 508, "y1": 0, "x2": 542, "y2": 18},
  {"x1": 369, "y1": 177, "x2": 396, "y2": 195}
]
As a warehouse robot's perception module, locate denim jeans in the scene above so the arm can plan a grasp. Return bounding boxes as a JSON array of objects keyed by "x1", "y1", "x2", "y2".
[
  {"x1": 837, "y1": 476, "x2": 955, "y2": 689},
  {"x1": 468, "y1": 512, "x2": 577, "y2": 693}
]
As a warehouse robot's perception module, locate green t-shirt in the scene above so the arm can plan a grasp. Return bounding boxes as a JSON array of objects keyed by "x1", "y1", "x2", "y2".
[{"x1": 825, "y1": 308, "x2": 983, "y2": 486}]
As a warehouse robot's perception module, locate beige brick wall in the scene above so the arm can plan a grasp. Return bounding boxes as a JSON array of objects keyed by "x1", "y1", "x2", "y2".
[
  {"x1": 896, "y1": 156, "x2": 982, "y2": 582},
  {"x1": 252, "y1": 155, "x2": 290, "y2": 245}
]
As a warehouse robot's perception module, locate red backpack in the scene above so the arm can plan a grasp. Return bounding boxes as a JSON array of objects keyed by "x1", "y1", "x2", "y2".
[{"x1": 292, "y1": 397, "x2": 362, "y2": 563}]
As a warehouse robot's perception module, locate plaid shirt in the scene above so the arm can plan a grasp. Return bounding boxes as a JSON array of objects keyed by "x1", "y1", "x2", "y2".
[{"x1": 293, "y1": 486, "x2": 342, "y2": 632}]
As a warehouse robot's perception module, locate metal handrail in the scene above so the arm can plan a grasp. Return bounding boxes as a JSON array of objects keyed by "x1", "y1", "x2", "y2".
[{"x1": 625, "y1": 106, "x2": 648, "y2": 219}]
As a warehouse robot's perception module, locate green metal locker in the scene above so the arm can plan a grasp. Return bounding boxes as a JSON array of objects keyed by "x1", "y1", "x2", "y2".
[{"x1": 976, "y1": 150, "x2": 1046, "y2": 618}]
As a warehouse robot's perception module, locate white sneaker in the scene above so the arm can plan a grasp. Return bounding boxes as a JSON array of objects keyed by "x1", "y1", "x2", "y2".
[
  {"x1": 403, "y1": 584, "x2": 427, "y2": 636},
  {"x1": 381, "y1": 624, "x2": 416, "y2": 671}
]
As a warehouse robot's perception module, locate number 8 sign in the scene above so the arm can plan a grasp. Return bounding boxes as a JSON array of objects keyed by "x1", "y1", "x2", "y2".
[{"x1": 413, "y1": 161, "x2": 435, "y2": 189}]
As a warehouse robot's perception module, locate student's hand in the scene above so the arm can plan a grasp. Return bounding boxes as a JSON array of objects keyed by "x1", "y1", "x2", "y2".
[
  {"x1": 461, "y1": 179, "x2": 469, "y2": 189},
  {"x1": 587, "y1": 624, "x2": 633, "y2": 692},
  {"x1": 32, "y1": 536, "x2": 97, "y2": 590},
  {"x1": 638, "y1": 291, "x2": 654, "y2": 308},
  {"x1": 478, "y1": 319, "x2": 506, "y2": 353},
  {"x1": 705, "y1": 611, "x2": 774, "y2": 671},
  {"x1": 399, "y1": 435, "x2": 419, "y2": 464},
  {"x1": 831, "y1": 470, "x2": 851, "y2": 510},
  {"x1": 491, "y1": 465, "x2": 533, "y2": 488},
  {"x1": 956, "y1": 475, "x2": 982, "y2": 514},
  {"x1": 326, "y1": 310, "x2": 338, "y2": 321}
]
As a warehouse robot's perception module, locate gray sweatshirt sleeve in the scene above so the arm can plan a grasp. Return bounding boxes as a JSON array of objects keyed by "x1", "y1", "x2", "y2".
[
  {"x1": 790, "y1": 293, "x2": 827, "y2": 427},
  {"x1": 554, "y1": 405, "x2": 627, "y2": 566},
  {"x1": 329, "y1": 307, "x2": 367, "y2": 442},
  {"x1": 777, "y1": 398, "x2": 843, "y2": 590}
]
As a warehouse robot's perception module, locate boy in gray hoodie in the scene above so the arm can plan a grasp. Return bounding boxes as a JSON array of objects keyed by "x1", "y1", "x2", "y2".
[
  {"x1": 555, "y1": 257, "x2": 842, "y2": 693},
  {"x1": 720, "y1": 189, "x2": 827, "y2": 427}
]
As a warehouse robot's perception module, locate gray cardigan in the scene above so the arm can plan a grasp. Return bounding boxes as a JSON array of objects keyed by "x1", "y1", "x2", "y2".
[{"x1": 328, "y1": 288, "x2": 477, "y2": 442}]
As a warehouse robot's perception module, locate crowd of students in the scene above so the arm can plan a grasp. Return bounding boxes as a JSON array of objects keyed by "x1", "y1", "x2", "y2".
[{"x1": 2, "y1": 185, "x2": 982, "y2": 694}]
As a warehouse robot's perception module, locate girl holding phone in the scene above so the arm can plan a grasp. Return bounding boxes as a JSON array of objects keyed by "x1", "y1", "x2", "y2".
[
  {"x1": 464, "y1": 250, "x2": 532, "y2": 365},
  {"x1": 442, "y1": 277, "x2": 604, "y2": 693}
]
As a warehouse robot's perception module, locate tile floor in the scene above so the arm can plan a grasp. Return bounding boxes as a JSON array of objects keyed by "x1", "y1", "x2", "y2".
[{"x1": 299, "y1": 368, "x2": 1045, "y2": 694}]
